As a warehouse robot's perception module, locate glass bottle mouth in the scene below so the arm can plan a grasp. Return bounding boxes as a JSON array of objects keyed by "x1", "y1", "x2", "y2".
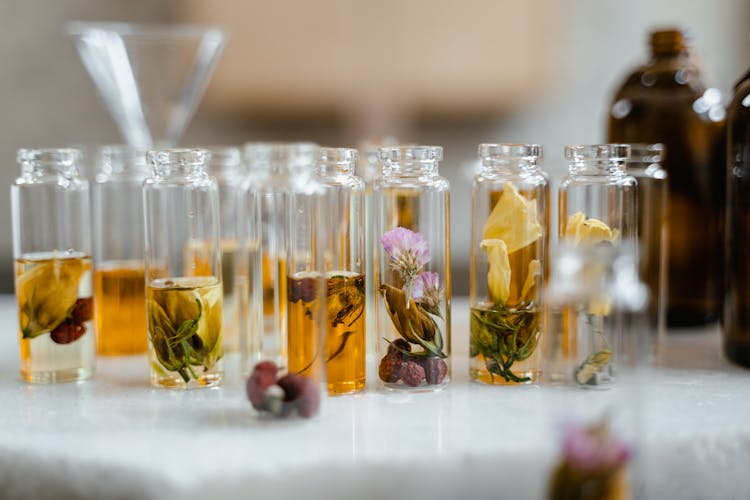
[
  {"x1": 565, "y1": 144, "x2": 630, "y2": 162},
  {"x1": 627, "y1": 143, "x2": 665, "y2": 164},
  {"x1": 379, "y1": 145, "x2": 443, "y2": 164},
  {"x1": 478, "y1": 143, "x2": 542, "y2": 161},
  {"x1": 148, "y1": 148, "x2": 206, "y2": 166},
  {"x1": 98, "y1": 144, "x2": 149, "y2": 176},
  {"x1": 17, "y1": 148, "x2": 81, "y2": 166},
  {"x1": 203, "y1": 145, "x2": 242, "y2": 175},
  {"x1": 316, "y1": 147, "x2": 358, "y2": 175},
  {"x1": 243, "y1": 142, "x2": 319, "y2": 170},
  {"x1": 147, "y1": 148, "x2": 208, "y2": 178},
  {"x1": 17, "y1": 148, "x2": 82, "y2": 177}
]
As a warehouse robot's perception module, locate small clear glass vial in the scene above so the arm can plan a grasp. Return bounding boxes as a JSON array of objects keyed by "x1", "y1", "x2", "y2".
[
  {"x1": 373, "y1": 145, "x2": 451, "y2": 391},
  {"x1": 627, "y1": 143, "x2": 667, "y2": 360},
  {"x1": 242, "y1": 142, "x2": 318, "y2": 372},
  {"x1": 12, "y1": 148, "x2": 95, "y2": 383},
  {"x1": 93, "y1": 145, "x2": 150, "y2": 356},
  {"x1": 470, "y1": 144, "x2": 549, "y2": 384},
  {"x1": 202, "y1": 146, "x2": 244, "y2": 354},
  {"x1": 554, "y1": 144, "x2": 637, "y2": 389},
  {"x1": 303, "y1": 148, "x2": 366, "y2": 395},
  {"x1": 143, "y1": 149, "x2": 223, "y2": 389}
]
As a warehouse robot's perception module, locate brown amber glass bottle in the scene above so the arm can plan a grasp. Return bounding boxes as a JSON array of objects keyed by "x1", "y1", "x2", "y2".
[
  {"x1": 607, "y1": 29, "x2": 726, "y2": 327},
  {"x1": 724, "y1": 69, "x2": 750, "y2": 367}
]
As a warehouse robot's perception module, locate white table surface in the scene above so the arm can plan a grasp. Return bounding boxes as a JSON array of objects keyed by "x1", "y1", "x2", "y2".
[{"x1": 1, "y1": 295, "x2": 749, "y2": 500}]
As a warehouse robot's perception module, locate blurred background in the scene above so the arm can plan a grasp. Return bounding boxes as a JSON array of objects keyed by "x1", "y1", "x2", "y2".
[{"x1": 1, "y1": 0, "x2": 748, "y2": 293}]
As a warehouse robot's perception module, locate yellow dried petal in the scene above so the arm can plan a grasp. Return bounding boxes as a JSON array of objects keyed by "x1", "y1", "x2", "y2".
[
  {"x1": 588, "y1": 297, "x2": 613, "y2": 316},
  {"x1": 520, "y1": 259, "x2": 542, "y2": 302},
  {"x1": 195, "y1": 283, "x2": 223, "y2": 366},
  {"x1": 565, "y1": 212, "x2": 619, "y2": 246},
  {"x1": 482, "y1": 182, "x2": 542, "y2": 254},
  {"x1": 481, "y1": 238, "x2": 511, "y2": 304},
  {"x1": 564, "y1": 212, "x2": 585, "y2": 240},
  {"x1": 17, "y1": 259, "x2": 85, "y2": 338}
]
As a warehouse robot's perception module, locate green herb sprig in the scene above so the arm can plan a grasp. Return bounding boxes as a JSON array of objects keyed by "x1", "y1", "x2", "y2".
[{"x1": 470, "y1": 303, "x2": 540, "y2": 383}]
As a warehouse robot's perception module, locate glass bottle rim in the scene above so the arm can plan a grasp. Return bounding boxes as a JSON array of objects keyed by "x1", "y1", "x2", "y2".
[
  {"x1": 243, "y1": 141, "x2": 318, "y2": 165},
  {"x1": 627, "y1": 143, "x2": 665, "y2": 164},
  {"x1": 98, "y1": 144, "x2": 149, "y2": 174},
  {"x1": 565, "y1": 144, "x2": 630, "y2": 162},
  {"x1": 317, "y1": 147, "x2": 358, "y2": 168},
  {"x1": 17, "y1": 148, "x2": 81, "y2": 167},
  {"x1": 147, "y1": 148, "x2": 207, "y2": 167},
  {"x1": 379, "y1": 145, "x2": 443, "y2": 163},
  {"x1": 204, "y1": 145, "x2": 242, "y2": 167},
  {"x1": 478, "y1": 143, "x2": 542, "y2": 160}
]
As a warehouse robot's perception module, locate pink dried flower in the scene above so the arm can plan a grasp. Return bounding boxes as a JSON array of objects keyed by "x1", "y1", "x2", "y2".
[
  {"x1": 381, "y1": 227, "x2": 430, "y2": 280},
  {"x1": 410, "y1": 271, "x2": 443, "y2": 309},
  {"x1": 560, "y1": 420, "x2": 631, "y2": 471}
]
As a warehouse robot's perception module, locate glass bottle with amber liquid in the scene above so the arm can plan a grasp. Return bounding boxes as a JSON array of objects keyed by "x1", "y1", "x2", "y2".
[
  {"x1": 11, "y1": 148, "x2": 95, "y2": 383},
  {"x1": 93, "y1": 145, "x2": 150, "y2": 356},
  {"x1": 373, "y1": 146, "x2": 451, "y2": 391},
  {"x1": 470, "y1": 144, "x2": 549, "y2": 385},
  {"x1": 290, "y1": 148, "x2": 366, "y2": 395},
  {"x1": 724, "y1": 69, "x2": 750, "y2": 367},
  {"x1": 284, "y1": 150, "x2": 330, "y2": 391},
  {"x1": 242, "y1": 142, "x2": 318, "y2": 372},
  {"x1": 143, "y1": 149, "x2": 223, "y2": 388},
  {"x1": 608, "y1": 28, "x2": 726, "y2": 326}
]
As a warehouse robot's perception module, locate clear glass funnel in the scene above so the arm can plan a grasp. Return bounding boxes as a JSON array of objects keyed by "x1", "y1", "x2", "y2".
[{"x1": 68, "y1": 22, "x2": 227, "y2": 149}]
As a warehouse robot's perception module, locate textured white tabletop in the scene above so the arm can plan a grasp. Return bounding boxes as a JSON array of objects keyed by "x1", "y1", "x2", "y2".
[{"x1": 1, "y1": 295, "x2": 749, "y2": 500}]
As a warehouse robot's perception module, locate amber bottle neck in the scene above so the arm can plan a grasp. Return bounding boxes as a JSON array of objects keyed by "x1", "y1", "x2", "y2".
[{"x1": 649, "y1": 30, "x2": 689, "y2": 59}]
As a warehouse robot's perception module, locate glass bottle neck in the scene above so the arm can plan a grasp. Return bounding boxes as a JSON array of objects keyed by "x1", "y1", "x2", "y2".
[
  {"x1": 568, "y1": 160, "x2": 626, "y2": 176},
  {"x1": 152, "y1": 163, "x2": 208, "y2": 181},
  {"x1": 480, "y1": 158, "x2": 539, "y2": 175},
  {"x1": 382, "y1": 161, "x2": 438, "y2": 178}
]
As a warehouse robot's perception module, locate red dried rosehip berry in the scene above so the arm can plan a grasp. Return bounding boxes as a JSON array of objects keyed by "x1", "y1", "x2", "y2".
[
  {"x1": 71, "y1": 297, "x2": 94, "y2": 323},
  {"x1": 421, "y1": 357, "x2": 448, "y2": 385},
  {"x1": 50, "y1": 320, "x2": 86, "y2": 344},
  {"x1": 246, "y1": 361, "x2": 279, "y2": 410},
  {"x1": 378, "y1": 354, "x2": 404, "y2": 383},
  {"x1": 278, "y1": 373, "x2": 320, "y2": 418},
  {"x1": 400, "y1": 360, "x2": 426, "y2": 387}
]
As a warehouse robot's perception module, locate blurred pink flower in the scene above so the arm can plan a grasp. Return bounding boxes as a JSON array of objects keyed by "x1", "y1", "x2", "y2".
[{"x1": 561, "y1": 420, "x2": 631, "y2": 471}]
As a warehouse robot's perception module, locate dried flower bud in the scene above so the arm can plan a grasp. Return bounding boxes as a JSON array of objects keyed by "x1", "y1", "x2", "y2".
[
  {"x1": 288, "y1": 276, "x2": 319, "y2": 303},
  {"x1": 388, "y1": 338, "x2": 412, "y2": 356},
  {"x1": 421, "y1": 357, "x2": 448, "y2": 385},
  {"x1": 400, "y1": 360, "x2": 426, "y2": 387}
]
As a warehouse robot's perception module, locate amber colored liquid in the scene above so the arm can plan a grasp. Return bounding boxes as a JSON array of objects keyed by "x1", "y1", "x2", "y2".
[
  {"x1": 608, "y1": 50, "x2": 725, "y2": 326},
  {"x1": 287, "y1": 274, "x2": 324, "y2": 385},
  {"x1": 147, "y1": 276, "x2": 223, "y2": 388},
  {"x1": 94, "y1": 264, "x2": 148, "y2": 355},
  {"x1": 16, "y1": 253, "x2": 95, "y2": 383},
  {"x1": 288, "y1": 273, "x2": 366, "y2": 394},
  {"x1": 724, "y1": 74, "x2": 750, "y2": 367}
]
